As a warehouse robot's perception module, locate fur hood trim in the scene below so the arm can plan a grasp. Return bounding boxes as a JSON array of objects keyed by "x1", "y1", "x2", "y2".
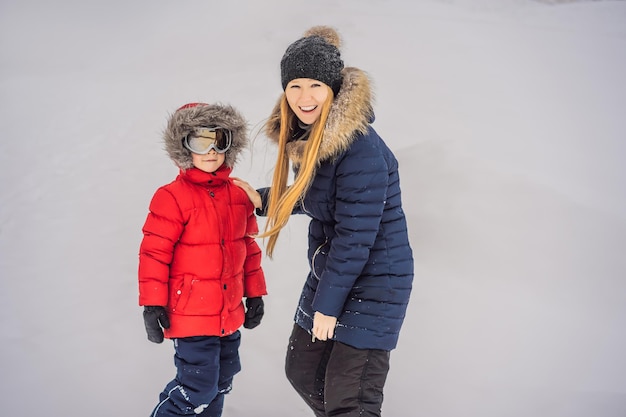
[
  {"x1": 164, "y1": 103, "x2": 248, "y2": 169},
  {"x1": 265, "y1": 67, "x2": 373, "y2": 166}
]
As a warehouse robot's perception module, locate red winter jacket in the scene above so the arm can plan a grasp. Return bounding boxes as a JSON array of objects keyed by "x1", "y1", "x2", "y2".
[{"x1": 138, "y1": 166, "x2": 267, "y2": 338}]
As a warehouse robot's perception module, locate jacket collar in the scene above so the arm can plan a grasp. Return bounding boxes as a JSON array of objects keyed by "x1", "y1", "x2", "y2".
[{"x1": 180, "y1": 165, "x2": 232, "y2": 186}]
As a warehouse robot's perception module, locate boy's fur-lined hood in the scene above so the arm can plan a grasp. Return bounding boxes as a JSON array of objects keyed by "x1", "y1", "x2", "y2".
[
  {"x1": 164, "y1": 103, "x2": 248, "y2": 170},
  {"x1": 265, "y1": 67, "x2": 374, "y2": 166}
]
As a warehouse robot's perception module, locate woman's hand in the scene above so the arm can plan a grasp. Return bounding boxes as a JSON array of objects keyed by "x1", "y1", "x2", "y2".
[
  {"x1": 312, "y1": 311, "x2": 337, "y2": 342},
  {"x1": 232, "y1": 177, "x2": 262, "y2": 209}
]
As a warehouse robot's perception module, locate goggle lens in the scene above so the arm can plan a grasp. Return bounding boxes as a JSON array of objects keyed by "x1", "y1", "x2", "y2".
[{"x1": 183, "y1": 127, "x2": 232, "y2": 154}]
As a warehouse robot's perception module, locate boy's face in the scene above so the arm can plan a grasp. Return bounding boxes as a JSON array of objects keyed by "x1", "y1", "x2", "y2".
[{"x1": 191, "y1": 150, "x2": 225, "y2": 173}]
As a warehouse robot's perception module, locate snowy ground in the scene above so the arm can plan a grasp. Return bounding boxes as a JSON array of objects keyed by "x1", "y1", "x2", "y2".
[{"x1": 1, "y1": 0, "x2": 625, "y2": 416}]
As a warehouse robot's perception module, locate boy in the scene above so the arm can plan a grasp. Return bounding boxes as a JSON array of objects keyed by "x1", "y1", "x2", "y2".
[{"x1": 138, "y1": 102, "x2": 267, "y2": 417}]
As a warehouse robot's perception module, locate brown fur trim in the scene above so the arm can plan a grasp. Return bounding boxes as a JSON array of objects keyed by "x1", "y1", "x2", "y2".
[{"x1": 163, "y1": 103, "x2": 248, "y2": 170}]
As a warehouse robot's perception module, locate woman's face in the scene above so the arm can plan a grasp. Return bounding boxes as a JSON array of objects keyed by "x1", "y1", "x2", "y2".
[{"x1": 285, "y1": 78, "x2": 329, "y2": 125}]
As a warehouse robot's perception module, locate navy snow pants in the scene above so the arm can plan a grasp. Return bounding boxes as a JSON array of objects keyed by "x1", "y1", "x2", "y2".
[
  {"x1": 150, "y1": 332, "x2": 241, "y2": 417},
  {"x1": 285, "y1": 323, "x2": 390, "y2": 417}
]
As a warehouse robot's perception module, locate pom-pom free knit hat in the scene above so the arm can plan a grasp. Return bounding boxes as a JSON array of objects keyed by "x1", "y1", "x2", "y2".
[
  {"x1": 163, "y1": 102, "x2": 248, "y2": 170},
  {"x1": 280, "y1": 26, "x2": 344, "y2": 96}
]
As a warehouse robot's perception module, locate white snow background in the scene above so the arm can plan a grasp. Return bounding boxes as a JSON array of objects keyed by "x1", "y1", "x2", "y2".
[{"x1": 1, "y1": 0, "x2": 625, "y2": 416}]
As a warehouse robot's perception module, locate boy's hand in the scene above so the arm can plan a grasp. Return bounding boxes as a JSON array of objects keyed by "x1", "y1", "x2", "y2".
[
  {"x1": 143, "y1": 306, "x2": 170, "y2": 343},
  {"x1": 243, "y1": 297, "x2": 264, "y2": 329}
]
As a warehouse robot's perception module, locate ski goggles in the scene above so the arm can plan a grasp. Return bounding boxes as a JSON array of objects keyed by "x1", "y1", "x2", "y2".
[{"x1": 183, "y1": 127, "x2": 232, "y2": 154}]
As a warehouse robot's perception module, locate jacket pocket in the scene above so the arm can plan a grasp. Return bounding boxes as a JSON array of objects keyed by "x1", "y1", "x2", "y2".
[
  {"x1": 169, "y1": 274, "x2": 223, "y2": 315},
  {"x1": 168, "y1": 274, "x2": 187, "y2": 312},
  {"x1": 311, "y1": 239, "x2": 329, "y2": 280}
]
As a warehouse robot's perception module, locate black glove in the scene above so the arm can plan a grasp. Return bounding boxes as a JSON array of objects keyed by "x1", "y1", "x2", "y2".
[
  {"x1": 244, "y1": 297, "x2": 264, "y2": 329},
  {"x1": 143, "y1": 306, "x2": 170, "y2": 343}
]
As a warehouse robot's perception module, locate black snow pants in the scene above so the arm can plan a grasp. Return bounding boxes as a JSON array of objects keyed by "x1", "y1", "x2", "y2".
[
  {"x1": 285, "y1": 323, "x2": 390, "y2": 417},
  {"x1": 150, "y1": 332, "x2": 241, "y2": 417}
]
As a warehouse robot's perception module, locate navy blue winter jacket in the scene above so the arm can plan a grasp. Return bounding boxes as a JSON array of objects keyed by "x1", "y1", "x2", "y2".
[{"x1": 260, "y1": 67, "x2": 414, "y2": 351}]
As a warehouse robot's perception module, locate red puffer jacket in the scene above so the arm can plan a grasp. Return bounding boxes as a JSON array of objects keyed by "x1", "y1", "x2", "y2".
[{"x1": 138, "y1": 166, "x2": 267, "y2": 338}]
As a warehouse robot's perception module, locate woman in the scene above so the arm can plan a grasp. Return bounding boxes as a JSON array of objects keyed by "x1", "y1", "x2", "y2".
[{"x1": 256, "y1": 26, "x2": 414, "y2": 417}]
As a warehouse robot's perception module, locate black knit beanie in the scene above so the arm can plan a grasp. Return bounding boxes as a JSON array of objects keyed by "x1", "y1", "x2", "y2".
[{"x1": 280, "y1": 26, "x2": 344, "y2": 96}]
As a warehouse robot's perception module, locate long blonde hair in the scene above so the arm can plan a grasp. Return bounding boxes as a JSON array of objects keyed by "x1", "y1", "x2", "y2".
[{"x1": 260, "y1": 86, "x2": 334, "y2": 258}]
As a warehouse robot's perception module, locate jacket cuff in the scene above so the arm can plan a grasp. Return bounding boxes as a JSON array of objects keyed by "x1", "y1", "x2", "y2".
[{"x1": 255, "y1": 187, "x2": 271, "y2": 216}]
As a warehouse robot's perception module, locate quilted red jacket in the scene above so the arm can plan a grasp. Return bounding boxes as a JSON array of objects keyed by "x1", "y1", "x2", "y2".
[{"x1": 138, "y1": 165, "x2": 267, "y2": 338}]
